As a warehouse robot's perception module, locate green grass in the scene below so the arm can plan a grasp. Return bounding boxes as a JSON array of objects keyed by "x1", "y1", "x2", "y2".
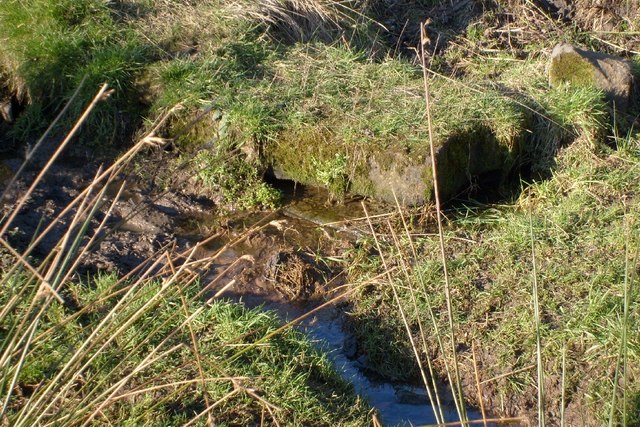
[
  {"x1": 191, "y1": 150, "x2": 281, "y2": 210},
  {"x1": 0, "y1": 0, "x2": 151, "y2": 148},
  {"x1": 3, "y1": 0, "x2": 640, "y2": 423},
  {"x1": 1, "y1": 272, "x2": 370, "y2": 425},
  {"x1": 0, "y1": 123, "x2": 371, "y2": 426}
]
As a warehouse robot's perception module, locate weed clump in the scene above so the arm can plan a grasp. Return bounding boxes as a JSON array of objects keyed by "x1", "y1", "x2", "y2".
[
  {"x1": 193, "y1": 150, "x2": 281, "y2": 210},
  {"x1": 0, "y1": 0, "x2": 150, "y2": 148}
]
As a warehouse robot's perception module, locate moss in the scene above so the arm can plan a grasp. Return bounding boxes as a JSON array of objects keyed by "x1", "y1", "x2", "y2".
[{"x1": 549, "y1": 52, "x2": 595, "y2": 87}]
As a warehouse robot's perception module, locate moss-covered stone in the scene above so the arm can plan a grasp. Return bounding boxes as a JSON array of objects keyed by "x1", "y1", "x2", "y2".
[
  {"x1": 549, "y1": 43, "x2": 634, "y2": 112},
  {"x1": 266, "y1": 109, "x2": 526, "y2": 206},
  {"x1": 549, "y1": 51, "x2": 595, "y2": 87}
]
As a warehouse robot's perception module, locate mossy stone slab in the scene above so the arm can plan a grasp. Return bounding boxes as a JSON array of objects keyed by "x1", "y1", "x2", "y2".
[
  {"x1": 267, "y1": 122, "x2": 523, "y2": 206},
  {"x1": 549, "y1": 43, "x2": 634, "y2": 112}
]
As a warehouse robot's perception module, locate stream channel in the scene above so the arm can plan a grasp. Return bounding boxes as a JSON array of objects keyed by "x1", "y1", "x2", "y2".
[{"x1": 173, "y1": 180, "x2": 480, "y2": 426}]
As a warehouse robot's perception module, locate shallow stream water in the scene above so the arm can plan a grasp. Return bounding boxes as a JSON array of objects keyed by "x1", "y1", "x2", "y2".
[
  {"x1": 178, "y1": 181, "x2": 483, "y2": 426},
  {"x1": 1, "y1": 150, "x2": 482, "y2": 425}
]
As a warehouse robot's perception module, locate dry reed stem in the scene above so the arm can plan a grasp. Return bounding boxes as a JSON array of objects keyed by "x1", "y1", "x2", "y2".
[
  {"x1": 39, "y1": 227, "x2": 264, "y2": 403},
  {"x1": 372, "y1": 411, "x2": 383, "y2": 427},
  {"x1": 261, "y1": 396, "x2": 282, "y2": 427},
  {"x1": 30, "y1": 240, "x2": 176, "y2": 346},
  {"x1": 529, "y1": 210, "x2": 545, "y2": 426},
  {"x1": 0, "y1": 83, "x2": 110, "y2": 238},
  {"x1": 110, "y1": 378, "x2": 250, "y2": 402},
  {"x1": 184, "y1": 389, "x2": 241, "y2": 427},
  {"x1": 11, "y1": 101, "x2": 182, "y2": 269},
  {"x1": 0, "y1": 76, "x2": 87, "y2": 204},
  {"x1": 391, "y1": 191, "x2": 463, "y2": 421},
  {"x1": 0, "y1": 309, "x2": 39, "y2": 416},
  {"x1": 479, "y1": 364, "x2": 536, "y2": 385},
  {"x1": 13, "y1": 254, "x2": 171, "y2": 425},
  {"x1": 420, "y1": 21, "x2": 467, "y2": 423},
  {"x1": 0, "y1": 86, "x2": 267, "y2": 425},
  {"x1": 33, "y1": 293, "x2": 184, "y2": 424},
  {"x1": 80, "y1": 344, "x2": 184, "y2": 426},
  {"x1": 386, "y1": 199, "x2": 446, "y2": 423},
  {"x1": 179, "y1": 289, "x2": 214, "y2": 427},
  {"x1": 225, "y1": 268, "x2": 395, "y2": 365},
  {"x1": 60, "y1": 180, "x2": 126, "y2": 281},
  {"x1": 361, "y1": 198, "x2": 444, "y2": 424},
  {"x1": 560, "y1": 343, "x2": 566, "y2": 427},
  {"x1": 3, "y1": 90, "x2": 178, "y2": 423},
  {"x1": 425, "y1": 416, "x2": 526, "y2": 426},
  {"x1": 0, "y1": 170, "x2": 107, "y2": 417},
  {"x1": 45, "y1": 165, "x2": 111, "y2": 290},
  {"x1": 322, "y1": 211, "x2": 396, "y2": 226},
  {"x1": 72, "y1": 276, "x2": 203, "y2": 409},
  {"x1": 0, "y1": 237, "x2": 61, "y2": 303}
]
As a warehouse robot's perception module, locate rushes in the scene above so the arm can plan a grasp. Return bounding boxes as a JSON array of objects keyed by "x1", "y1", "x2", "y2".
[
  {"x1": 529, "y1": 209, "x2": 545, "y2": 426},
  {"x1": 235, "y1": 0, "x2": 360, "y2": 42},
  {"x1": 420, "y1": 21, "x2": 467, "y2": 424},
  {"x1": 608, "y1": 241, "x2": 636, "y2": 427}
]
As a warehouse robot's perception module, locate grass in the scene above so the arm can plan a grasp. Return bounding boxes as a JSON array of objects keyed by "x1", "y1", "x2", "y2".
[
  {"x1": 0, "y1": 0, "x2": 150, "y2": 149},
  {"x1": 191, "y1": 150, "x2": 281, "y2": 210},
  {"x1": 347, "y1": 136, "x2": 640, "y2": 423},
  {"x1": 2, "y1": 275, "x2": 370, "y2": 425}
]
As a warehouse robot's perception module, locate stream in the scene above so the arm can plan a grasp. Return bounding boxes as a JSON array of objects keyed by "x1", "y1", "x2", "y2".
[
  {"x1": 2, "y1": 154, "x2": 481, "y2": 426},
  {"x1": 176, "y1": 180, "x2": 481, "y2": 426}
]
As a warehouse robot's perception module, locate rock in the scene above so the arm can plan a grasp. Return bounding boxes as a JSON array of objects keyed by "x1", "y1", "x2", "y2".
[
  {"x1": 549, "y1": 43, "x2": 635, "y2": 112},
  {"x1": 269, "y1": 124, "x2": 520, "y2": 207},
  {"x1": 536, "y1": 0, "x2": 572, "y2": 19},
  {"x1": 367, "y1": 153, "x2": 427, "y2": 206},
  {"x1": 266, "y1": 82, "x2": 527, "y2": 207}
]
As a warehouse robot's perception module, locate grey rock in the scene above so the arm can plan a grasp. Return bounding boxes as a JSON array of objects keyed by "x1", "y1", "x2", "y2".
[
  {"x1": 367, "y1": 153, "x2": 428, "y2": 206},
  {"x1": 536, "y1": 0, "x2": 572, "y2": 18},
  {"x1": 549, "y1": 43, "x2": 635, "y2": 112}
]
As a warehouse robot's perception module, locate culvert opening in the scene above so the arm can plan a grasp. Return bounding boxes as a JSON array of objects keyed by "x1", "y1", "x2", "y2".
[
  {"x1": 445, "y1": 167, "x2": 525, "y2": 210},
  {"x1": 263, "y1": 174, "x2": 311, "y2": 205}
]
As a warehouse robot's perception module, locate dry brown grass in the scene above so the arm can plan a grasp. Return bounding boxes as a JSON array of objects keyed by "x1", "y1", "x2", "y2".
[{"x1": 231, "y1": 0, "x2": 361, "y2": 42}]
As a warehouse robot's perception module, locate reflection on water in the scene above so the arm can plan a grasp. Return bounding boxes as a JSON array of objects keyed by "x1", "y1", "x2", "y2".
[{"x1": 226, "y1": 291, "x2": 479, "y2": 427}]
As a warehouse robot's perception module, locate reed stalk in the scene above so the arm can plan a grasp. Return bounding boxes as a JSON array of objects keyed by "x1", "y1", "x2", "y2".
[
  {"x1": 529, "y1": 209, "x2": 545, "y2": 426},
  {"x1": 420, "y1": 20, "x2": 467, "y2": 423}
]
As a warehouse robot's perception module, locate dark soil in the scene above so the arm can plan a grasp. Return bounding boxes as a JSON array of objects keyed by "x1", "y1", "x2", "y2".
[{"x1": 0, "y1": 148, "x2": 216, "y2": 276}]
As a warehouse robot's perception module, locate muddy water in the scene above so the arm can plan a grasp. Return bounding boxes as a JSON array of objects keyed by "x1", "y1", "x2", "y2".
[{"x1": 175, "y1": 182, "x2": 482, "y2": 426}]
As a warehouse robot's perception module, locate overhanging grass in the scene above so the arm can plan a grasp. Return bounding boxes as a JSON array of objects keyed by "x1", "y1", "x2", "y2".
[{"x1": 0, "y1": 0, "x2": 152, "y2": 147}]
